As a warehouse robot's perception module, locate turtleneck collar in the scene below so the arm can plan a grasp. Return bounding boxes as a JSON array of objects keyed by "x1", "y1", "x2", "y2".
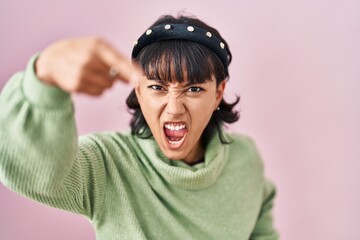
[{"x1": 132, "y1": 132, "x2": 231, "y2": 190}]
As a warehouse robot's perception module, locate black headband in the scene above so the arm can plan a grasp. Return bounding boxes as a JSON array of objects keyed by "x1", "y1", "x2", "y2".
[{"x1": 131, "y1": 23, "x2": 229, "y2": 69}]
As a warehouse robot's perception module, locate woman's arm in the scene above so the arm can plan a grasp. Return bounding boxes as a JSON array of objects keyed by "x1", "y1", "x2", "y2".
[
  {"x1": 0, "y1": 38, "x2": 137, "y2": 219},
  {"x1": 0, "y1": 55, "x2": 107, "y2": 219}
]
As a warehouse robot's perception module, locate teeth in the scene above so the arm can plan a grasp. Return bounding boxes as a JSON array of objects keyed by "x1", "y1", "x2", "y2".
[
  {"x1": 169, "y1": 139, "x2": 182, "y2": 144},
  {"x1": 164, "y1": 123, "x2": 186, "y2": 131}
]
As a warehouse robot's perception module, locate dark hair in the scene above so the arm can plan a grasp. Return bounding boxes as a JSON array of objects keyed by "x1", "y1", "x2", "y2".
[{"x1": 126, "y1": 14, "x2": 240, "y2": 146}]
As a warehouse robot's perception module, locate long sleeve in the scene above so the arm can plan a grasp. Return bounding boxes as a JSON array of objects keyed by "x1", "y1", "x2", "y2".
[
  {"x1": 250, "y1": 180, "x2": 280, "y2": 240},
  {"x1": 0, "y1": 54, "x2": 106, "y2": 220}
]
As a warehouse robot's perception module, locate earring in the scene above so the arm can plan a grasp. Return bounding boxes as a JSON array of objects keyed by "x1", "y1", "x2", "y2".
[{"x1": 217, "y1": 107, "x2": 220, "y2": 111}]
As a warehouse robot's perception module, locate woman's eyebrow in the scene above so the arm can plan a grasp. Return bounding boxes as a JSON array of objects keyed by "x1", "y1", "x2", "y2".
[
  {"x1": 182, "y1": 82, "x2": 209, "y2": 88},
  {"x1": 147, "y1": 79, "x2": 169, "y2": 86}
]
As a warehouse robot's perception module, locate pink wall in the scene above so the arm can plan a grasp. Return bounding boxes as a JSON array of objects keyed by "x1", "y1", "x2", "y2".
[{"x1": 1, "y1": 0, "x2": 359, "y2": 239}]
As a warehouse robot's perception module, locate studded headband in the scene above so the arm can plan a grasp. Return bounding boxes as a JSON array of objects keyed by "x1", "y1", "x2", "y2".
[{"x1": 131, "y1": 23, "x2": 229, "y2": 69}]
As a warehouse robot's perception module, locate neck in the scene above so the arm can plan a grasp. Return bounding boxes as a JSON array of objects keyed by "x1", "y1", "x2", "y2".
[{"x1": 182, "y1": 142, "x2": 205, "y2": 165}]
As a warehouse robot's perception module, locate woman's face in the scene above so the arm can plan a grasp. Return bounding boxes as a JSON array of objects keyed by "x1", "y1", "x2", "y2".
[{"x1": 135, "y1": 76, "x2": 226, "y2": 165}]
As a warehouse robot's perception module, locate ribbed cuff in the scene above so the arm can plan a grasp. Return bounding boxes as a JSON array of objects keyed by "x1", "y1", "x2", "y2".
[{"x1": 22, "y1": 53, "x2": 72, "y2": 109}]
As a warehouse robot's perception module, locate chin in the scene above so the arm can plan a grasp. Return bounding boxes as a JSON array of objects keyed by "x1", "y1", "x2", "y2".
[{"x1": 161, "y1": 148, "x2": 188, "y2": 161}]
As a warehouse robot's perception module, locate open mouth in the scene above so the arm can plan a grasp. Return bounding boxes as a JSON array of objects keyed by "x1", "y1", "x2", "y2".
[{"x1": 163, "y1": 122, "x2": 188, "y2": 148}]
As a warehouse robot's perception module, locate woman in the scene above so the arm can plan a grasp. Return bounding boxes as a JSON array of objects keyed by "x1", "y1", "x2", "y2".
[{"x1": 0, "y1": 14, "x2": 279, "y2": 239}]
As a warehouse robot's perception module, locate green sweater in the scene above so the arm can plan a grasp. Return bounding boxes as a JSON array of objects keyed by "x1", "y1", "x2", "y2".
[{"x1": 0, "y1": 55, "x2": 279, "y2": 240}]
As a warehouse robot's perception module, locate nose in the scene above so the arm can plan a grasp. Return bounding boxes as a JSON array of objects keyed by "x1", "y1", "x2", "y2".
[{"x1": 165, "y1": 93, "x2": 186, "y2": 117}]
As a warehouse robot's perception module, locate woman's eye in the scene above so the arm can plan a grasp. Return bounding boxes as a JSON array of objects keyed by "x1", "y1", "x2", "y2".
[
  {"x1": 188, "y1": 86, "x2": 203, "y2": 92},
  {"x1": 149, "y1": 85, "x2": 165, "y2": 91}
]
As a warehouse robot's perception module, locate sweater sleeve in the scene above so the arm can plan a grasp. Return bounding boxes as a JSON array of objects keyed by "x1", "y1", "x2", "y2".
[
  {"x1": 250, "y1": 180, "x2": 280, "y2": 240},
  {"x1": 0, "y1": 54, "x2": 106, "y2": 220}
]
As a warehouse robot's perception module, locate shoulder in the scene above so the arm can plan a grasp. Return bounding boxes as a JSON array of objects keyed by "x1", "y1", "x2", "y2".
[
  {"x1": 79, "y1": 130, "x2": 132, "y2": 143},
  {"x1": 78, "y1": 131, "x2": 137, "y2": 156},
  {"x1": 224, "y1": 132, "x2": 265, "y2": 172},
  {"x1": 226, "y1": 132, "x2": 260, "y2": 154},
  {"x1": 77, "y1": 131, "x2": 146, "y2": 173}
]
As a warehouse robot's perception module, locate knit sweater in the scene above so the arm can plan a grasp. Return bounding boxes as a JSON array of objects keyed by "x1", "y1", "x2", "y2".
[{"x1": 0, "y1": 55, "x2": 279, "y2": 240}]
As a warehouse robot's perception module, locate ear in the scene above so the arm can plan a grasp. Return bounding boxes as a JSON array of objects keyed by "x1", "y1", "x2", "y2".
[
  {"x1": 134, "y1": 75, "x2": 142, "y2": 97},
  {"x1": 215, "y1": 80, "x2": 226, "y2": 110},
  {"x1": 135, "y1": 83, "x2": 140, "y2": 96}
]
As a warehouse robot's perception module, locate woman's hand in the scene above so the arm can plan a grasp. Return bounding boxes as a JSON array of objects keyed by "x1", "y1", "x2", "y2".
[{"x1": 35, "y1": 37, "x2": 137, "y2": 96}]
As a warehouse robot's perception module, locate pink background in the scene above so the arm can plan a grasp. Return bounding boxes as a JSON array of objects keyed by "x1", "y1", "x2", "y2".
[{"x1": 1, "y1": 0, "x2": 359, "y2": 239}]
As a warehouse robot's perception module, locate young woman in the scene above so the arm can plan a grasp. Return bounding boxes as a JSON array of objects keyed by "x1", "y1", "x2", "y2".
[{"x1": 0, "y1": 15, "x2": 279, "y2": 239}]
